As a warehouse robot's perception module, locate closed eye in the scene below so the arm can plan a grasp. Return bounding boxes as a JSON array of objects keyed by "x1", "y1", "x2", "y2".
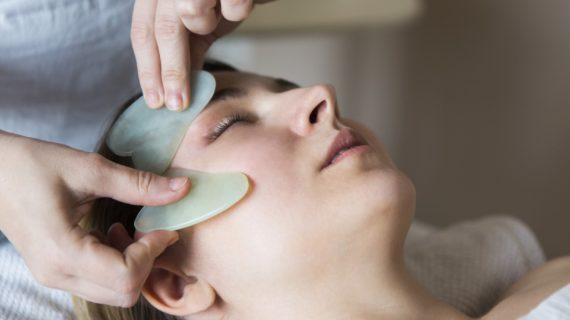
[{"x1": 207, "y1": 112, "x2": 255, "y2": 142}]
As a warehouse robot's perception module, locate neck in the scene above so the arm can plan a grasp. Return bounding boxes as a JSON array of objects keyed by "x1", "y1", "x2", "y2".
[{"x1": 234, "y1": 254, "x2": 469, "y2": 320}]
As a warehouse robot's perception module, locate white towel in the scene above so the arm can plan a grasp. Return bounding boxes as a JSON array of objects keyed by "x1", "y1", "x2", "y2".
[{"x1": 520, "y1": 284, "x2": 570, "y2": 320}]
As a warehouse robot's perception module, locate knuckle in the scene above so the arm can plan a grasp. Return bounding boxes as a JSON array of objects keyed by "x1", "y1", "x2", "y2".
[
  {"x1": 184, "y1": 0, "x2": 217, "y2": 15},
  {"x1": 136, "y1": 170, "x2": 154, "y2": 195},
  {"x1": 84, "y1": 153, "x2": 109, "y2": 183},
  {"x1": 113, "y1": 273, "x2": 140, "y2": 308},
  {"x1": 130, "y1": 21, "x2": 153, "y2": 47},
  {"x1": 85, "y1": 152, "x2": 108, "y2": 170},
  {"x1": 32, "y1": 244, "x2": 71, "y2": 288},
  {"x1": 155, "y1": 17, "x2": 182, "y2": 39},
  {"x1": 162, "y1": 69, "x2": 186, "y2": 83},
  {"x1": 138, "y1": 241, "x2": 154, "y2": 262},
  {"x1": 33, "y1": 268, "x2": 56, "y2": 288},
  {"x1": 114, "y1": 271, "x2": 140, "y2": 298},
  {"x1": 119, "y1": 292, "x2": 140, "y2": 308},
  {"x1": 138, "y1": 70, "x2": 158, "y2": 86}
]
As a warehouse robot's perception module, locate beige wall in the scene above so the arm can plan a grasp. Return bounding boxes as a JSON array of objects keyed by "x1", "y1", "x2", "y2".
[{"x1": 209, "y1": 0, "x2": 570, "y2": 257}]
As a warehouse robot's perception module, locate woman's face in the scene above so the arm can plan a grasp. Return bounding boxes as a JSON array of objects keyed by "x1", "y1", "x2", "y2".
[{"x1": 162, "y1": 71, "x2": 415, "y2": 306}]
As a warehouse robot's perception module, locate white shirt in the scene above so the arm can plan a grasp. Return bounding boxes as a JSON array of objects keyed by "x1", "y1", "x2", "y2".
[
  {"x1": 0, "y1": 1, "x2": 138, "y2": 317},
  {"x1": 0, "y1": 0, "x2": 139, "y2": 152}
]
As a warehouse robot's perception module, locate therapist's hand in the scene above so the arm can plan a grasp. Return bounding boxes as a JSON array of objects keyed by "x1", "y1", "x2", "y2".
[
  {"x1": 0, "y1": 131, "x2": 190, "y2": 307},
  {"x1": 131, "y1": 0, "x2": 273, "y2": 111}
]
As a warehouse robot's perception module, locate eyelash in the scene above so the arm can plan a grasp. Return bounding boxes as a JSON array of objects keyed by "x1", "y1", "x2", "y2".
[{"x1": 207, "y1": 112, "x2": 254, "y2": 141}]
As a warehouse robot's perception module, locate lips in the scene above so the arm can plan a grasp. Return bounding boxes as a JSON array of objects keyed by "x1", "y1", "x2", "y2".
[{"x1": 321, "y1": 128, "x2": 367, "y2": 170}]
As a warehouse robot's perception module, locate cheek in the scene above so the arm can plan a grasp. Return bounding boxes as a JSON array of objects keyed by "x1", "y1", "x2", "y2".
[
  {"x1": 187, "y1": 176, "x2": 305, "y2": 289},
  {"x1": 179, "y1": 129, "x2": 299, "y2": 188},
  {"x1": 182, "y1": 136, "x2": 316, "y2": 281},
  {"x1": 173, "y1": 129, "x2": 306, "y2": 237}
]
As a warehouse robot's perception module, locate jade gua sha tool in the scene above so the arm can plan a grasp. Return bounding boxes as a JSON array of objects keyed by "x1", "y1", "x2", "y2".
[{"x1": 106, "y1": 71, "x2": 250, "y2": 232}]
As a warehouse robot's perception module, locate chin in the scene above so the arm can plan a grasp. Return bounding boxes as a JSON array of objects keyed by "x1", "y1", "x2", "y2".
[{"x1": 348, "y1": 167, "x2": 416, "y2": 242}]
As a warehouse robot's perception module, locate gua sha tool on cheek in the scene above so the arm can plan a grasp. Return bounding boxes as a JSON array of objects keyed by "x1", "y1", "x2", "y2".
[
  {"x1": 135, "y1": 168, "x2": 249, "y2": 232},
  {"x1": 106, "y1": 71, "x2": 250, "y2": 233}
]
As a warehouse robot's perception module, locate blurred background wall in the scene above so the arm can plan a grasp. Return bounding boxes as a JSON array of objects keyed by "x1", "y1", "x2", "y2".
[{"x1": 208, "y1": 0, "x2": 570, "y2": 258}]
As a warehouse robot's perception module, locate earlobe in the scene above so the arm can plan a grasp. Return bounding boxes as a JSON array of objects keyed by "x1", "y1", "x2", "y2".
[{"x1": 142, "y1": 266, "x2": 216, "y2": 316}]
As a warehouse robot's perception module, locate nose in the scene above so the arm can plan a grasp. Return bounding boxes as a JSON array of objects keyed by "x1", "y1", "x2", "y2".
[{"x1": 289, "y1": 84, "x2": 338, "y2": 136}]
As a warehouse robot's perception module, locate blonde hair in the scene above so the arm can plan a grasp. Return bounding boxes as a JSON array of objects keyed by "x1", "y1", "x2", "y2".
[
  {"x1": 73, "y1": 61, "x2": 238, "y2": 319},
  {"x1": 71, "y1": 95, "x2": 179, "y2": 320}
]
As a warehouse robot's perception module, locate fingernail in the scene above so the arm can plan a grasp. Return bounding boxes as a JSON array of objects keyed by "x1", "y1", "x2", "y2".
[
  {"x1": 108, "y1": 222, "x2": 121, "y2": 234},
  {"x1": 168, "y1": 177, "x2": 188, "y2": 191},
  {"x1": 146, "y1": 91, "x2": 160, "y2": 108},
  {"x1": 181, "y1": 91, "x2": 190, "y2": 110},
  {"x1": 166, "y1": 93, "x2": 182, "y2": 111}
]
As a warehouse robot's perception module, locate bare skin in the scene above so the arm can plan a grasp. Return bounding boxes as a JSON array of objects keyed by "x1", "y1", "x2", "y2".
[
  {"x1": 118, "y1": 71, "x2": 568, "y2": 319},
  {"x1": 0, "y1": 131, "x2": 189, "y2": 307},
  {"x1": 483, "y1": 256, "x2": 570, "y2": 319}
]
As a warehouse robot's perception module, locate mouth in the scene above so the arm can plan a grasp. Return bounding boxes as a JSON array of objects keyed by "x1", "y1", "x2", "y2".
[{"x1": 320, "y1": 128, "x2": 369, "y2": 171}]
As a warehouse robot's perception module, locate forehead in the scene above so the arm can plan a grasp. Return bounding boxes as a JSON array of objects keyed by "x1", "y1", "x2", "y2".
[{"x1": 209, "y1": 71, "x2": 300, "y2": 93}]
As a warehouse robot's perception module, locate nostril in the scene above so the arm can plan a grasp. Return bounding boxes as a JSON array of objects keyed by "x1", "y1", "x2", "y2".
[{"x1": 309, "y1": 101, "x2": 326, "y2": 124}]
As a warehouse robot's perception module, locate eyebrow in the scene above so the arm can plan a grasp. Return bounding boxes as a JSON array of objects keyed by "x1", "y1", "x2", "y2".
[
  {"x1": 273, "y1": 78, "x2": 300, "y2": 91},
  {"x1": 206, "y1": 77, "x2": 301, "y2": 109},
  {"x1": 209, "y1": 87, "x2": 248, "y2": 104}
]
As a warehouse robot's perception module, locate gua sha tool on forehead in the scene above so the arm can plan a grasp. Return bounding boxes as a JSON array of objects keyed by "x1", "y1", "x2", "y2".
[
  {"x1": 107, "y1": 71, "x2": 215, "y2": 174},
  {"x1": 106, "y1": 71, "x2": 250, "y2": 233}
]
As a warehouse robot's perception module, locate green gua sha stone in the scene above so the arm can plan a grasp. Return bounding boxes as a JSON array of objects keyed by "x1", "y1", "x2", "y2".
[
  {"x1": 134, "y1": 168, "x2": 250, "y2": 232},
  {"x1": 106, "y1": 70, "x2": 251, "y2": 232},
  {"x1": 106, "y1": 71, "x2": 216, "y2": 174}
]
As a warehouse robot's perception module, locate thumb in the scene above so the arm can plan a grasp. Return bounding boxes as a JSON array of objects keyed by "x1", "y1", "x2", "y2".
[
  {"x1": 81, "y1": 154, "x2": 191, "y2": 206},
  {"x1": 123, "y1": 229, "x2": 179, "y2": 277}
]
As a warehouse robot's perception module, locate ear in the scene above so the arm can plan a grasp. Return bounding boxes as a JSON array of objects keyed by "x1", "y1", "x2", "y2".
[{"x1": 141, "y1": 256, "x2": 216, "y2": 316}]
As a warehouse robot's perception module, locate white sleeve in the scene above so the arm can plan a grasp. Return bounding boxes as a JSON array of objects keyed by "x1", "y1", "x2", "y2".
[{"x1": 0, "y1": 0, "x2": 140, "y2": 152}]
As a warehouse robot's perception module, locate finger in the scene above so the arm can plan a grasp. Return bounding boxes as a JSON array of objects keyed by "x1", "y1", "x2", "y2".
[
  {"x1": 78, "y1": 153, "x2": 190, "y2": 206},
  {"x1": 155, "y1": 0, "x2": 192, "y2": 111},
  {"x1": 220, "y1": 0, "x2": 253, "y2": 21},
  {"x1": 59, "y1": 274, "x2": 140, "y2": 307},
  {"x1": 176, "y1": 0, "x2": 221, "y2": 35},
  {"x1": 131, "y1": 0, "x2": 164, "y2": 109},
  {"x1": 88, "y1": 230, "x2": 108, "y2": 246},
  {"x1": 107, "y1": 223, "x2": 134, "y2": 252},
  {"x1": 68, "y1": 229, "x2": 178, "y2": 296},
  {"x1": 123, "y1": 230, "x2": 180, "y2": 274}
]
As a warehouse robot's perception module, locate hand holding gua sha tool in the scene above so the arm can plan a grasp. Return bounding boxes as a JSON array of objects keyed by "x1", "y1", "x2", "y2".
[{"x1": 106, "y1": 71, "x2": 250, "y2": 232}]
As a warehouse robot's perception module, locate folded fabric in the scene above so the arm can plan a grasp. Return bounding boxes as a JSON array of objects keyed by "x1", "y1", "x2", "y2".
[{"x1": 405, "y1": 215, "x2": 546, "y2": 317}]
